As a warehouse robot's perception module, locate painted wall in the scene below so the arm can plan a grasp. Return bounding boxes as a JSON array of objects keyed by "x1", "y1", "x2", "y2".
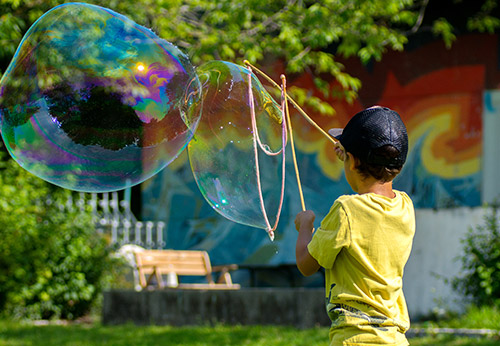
[
  {"x1": 141, "y1": 33, "x2": 500, "y2": 316},
  {"x1": 406, "y1": 208, "x2": 485, "y2": 318}
]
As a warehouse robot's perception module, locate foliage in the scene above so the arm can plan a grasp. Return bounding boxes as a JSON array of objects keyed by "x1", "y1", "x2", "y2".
[
  {"x1": 452, "y1": 202, "x2": 500, "y2": 307},
  {"x1": 1, "y1": 0, "x2": 499, "y2": 113},
  {"x1": 0, "y1": 150, "x2": 118, "y2": 320}
]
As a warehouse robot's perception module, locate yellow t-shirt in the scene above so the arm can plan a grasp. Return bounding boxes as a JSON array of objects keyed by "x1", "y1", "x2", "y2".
[{"x1": 307, "y1": 190, "x2": 415, "y2": 346}]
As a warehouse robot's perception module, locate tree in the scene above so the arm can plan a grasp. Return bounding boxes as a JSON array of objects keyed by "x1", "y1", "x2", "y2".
[
  {"x1": 0, "y1": 148, "x2": 118, "y2": 320},
  {"x1": 1, "y1": 0, "x2": 499, "y2": 113}
]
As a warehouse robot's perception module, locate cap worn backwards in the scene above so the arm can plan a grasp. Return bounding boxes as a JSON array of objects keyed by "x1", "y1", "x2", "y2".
[{"x1": 329, "y1": 106, "x2": 408, "y2": 167}]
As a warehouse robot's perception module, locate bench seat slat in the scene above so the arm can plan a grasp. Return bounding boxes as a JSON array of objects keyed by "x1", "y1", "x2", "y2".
[{"x1": 135, "y1": 249, "x2": 240, "y2": 290}]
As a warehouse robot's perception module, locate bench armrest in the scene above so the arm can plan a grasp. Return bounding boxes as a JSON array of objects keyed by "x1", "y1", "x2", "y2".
[
  {"x1": 212, "y1": 264, "x2": 238, "y2": 285},
  {"x1": 212, "y1": 264, "x2": 238, "y2": 272}
]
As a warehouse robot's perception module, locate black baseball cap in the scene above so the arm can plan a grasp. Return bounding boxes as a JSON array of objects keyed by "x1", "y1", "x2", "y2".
[{"x1": 329, "y1": 106, "x2": 408, "y2": 167}]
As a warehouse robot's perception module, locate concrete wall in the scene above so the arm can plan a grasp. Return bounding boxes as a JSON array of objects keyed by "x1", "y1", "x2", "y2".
[
  {"x1": 482, "y1": 90, "x2": 500, "y2": 204},
  {"x1": 102, "y1": 288, "x2": 330, "y2": 328},
  {"x1": 404, "y1": 207, "x2": 485, "y2": 319},
  {"x1": 105, "y1": 208, "x2": 490, "y2": 325}
]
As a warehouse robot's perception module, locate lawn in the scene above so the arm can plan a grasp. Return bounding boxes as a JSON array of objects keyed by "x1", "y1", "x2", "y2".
[
  {"x1": 0, "y1": 320, "x2": 499, "y2": 346},
  {"x1": 0, "y1": 305, "x2": 498, "y2": 346}
]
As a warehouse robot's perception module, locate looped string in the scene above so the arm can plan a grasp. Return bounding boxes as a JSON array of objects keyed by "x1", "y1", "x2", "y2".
[
  {"x1": 244, "y1": 60, "x2": 338, "y2": 237},
  {"x1": 246, "y1": 65, "x2": 287, "y2": 241}
]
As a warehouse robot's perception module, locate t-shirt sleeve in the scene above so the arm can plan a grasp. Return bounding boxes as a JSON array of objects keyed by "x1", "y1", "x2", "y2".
[{"x1": 307, "y1": 200, "x2": 350, "y2": 269}]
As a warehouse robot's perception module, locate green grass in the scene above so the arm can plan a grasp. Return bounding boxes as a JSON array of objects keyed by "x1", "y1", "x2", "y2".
[
  {"x1": 408, "y1": 305, "x2": 500, "y2": 346},
  {"x1": 409, "y1": 335, "x2": 500, "y2": 345},
  {"x1": 0, "y1": 322, "x2": 330, "y2": 346},
  {"x1": 0, "y1": 321, "x2": 499, "y2": 346},
  {"x1": 417, "y1": 305, "x2": 500, "y2": 330},
  {"x1": 0, "y1": 306, "x2": 499, "y2": 346}
]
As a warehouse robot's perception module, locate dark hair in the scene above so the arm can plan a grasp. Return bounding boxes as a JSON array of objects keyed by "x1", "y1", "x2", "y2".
[
  {"x1": 335, "y1": 107, "x2": 408, "y2": 168},
  {"x1": 353, "y1": 145, "x2": 403, "y2": 182}
]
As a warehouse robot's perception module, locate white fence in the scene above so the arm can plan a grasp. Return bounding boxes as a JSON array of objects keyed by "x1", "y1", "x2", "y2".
[{"x1": 57, "y1": 192, "x2": 165, "y2": 249}]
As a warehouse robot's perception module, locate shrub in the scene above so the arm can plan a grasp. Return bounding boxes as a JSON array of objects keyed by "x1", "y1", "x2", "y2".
[
  {"x1": 0, "y1": 150, "x2": 117, "y2": 320},
  {"x1": 452, "y1": 202, "x2": 500, "y2": 307}
]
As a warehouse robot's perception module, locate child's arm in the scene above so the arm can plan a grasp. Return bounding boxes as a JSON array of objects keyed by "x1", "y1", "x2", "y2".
[{"x1": 295, "y1": 210, "x2": 320, "y2": 276}]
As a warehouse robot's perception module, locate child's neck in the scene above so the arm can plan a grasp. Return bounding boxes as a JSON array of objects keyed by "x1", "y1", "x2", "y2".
[
  {"x1": 345, "y1": 153, "x2": 396, "y2": 198},
  {"x1": 356, "y1": 179, "x2": 395, "y2": 198}
]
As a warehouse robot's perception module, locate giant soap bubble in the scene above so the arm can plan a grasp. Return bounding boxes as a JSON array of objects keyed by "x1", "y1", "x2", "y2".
[
  {"x1": 0, "y1": 3, "x2": 201, "y2": 192},
  {"x1": 188, "y1": 61, "x2": 286, "y2": 239}
]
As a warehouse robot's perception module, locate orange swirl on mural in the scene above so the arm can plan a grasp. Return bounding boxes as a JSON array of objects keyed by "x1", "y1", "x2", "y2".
[
  {"x1": 380, "y1": 66, "x2": 483, "y2": 180},
  {"x1": 289, "y1": 64, "x2": 483, "y2": 182}
]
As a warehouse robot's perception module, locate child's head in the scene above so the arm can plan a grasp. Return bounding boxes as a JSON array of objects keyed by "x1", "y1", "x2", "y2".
[{"x1": 330, "y1": 106, "x2": 408, "y2": 183}]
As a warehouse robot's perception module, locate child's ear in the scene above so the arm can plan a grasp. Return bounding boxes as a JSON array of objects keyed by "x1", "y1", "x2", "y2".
[{"x1": 346, "y1": 152, "x2": 358, "y2": 170}]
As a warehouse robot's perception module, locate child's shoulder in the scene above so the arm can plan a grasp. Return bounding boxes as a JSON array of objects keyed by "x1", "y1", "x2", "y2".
[
  {"x1": 335, "y1": 190, "x2": 413, "y2": 209},
  {"x1": 334, "y1": 193, "x2": 365, "y2": 205},
  {"x1": 328, "y1": 194, "x2": 361, "y2": 217}
]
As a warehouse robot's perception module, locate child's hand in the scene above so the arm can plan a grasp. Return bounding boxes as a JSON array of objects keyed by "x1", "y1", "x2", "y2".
[
  {"x1": 295, "y1": 210, "x2": 315, "y2": 232},
  {"x1": 334, "y1": 141, "x2": 345, "y2": 161}
]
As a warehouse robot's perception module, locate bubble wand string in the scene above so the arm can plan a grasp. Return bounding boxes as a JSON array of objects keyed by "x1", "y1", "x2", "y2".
[
  {"x1": 246, "y1": 66, "x2": 287, "y2": 241},
  {"x1": 243, "y1": 60, "x2": 338, "y2": 145}
]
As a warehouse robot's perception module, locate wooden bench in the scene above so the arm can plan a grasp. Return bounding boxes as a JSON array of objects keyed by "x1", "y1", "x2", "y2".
[{"x1": 135, "y1": 249, "x2": 240, "y2": 290}]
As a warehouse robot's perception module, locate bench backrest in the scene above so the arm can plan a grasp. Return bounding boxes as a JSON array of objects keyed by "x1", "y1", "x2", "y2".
[{"x1": 135, "y1": 249, "x2": 214, "y2": 283}]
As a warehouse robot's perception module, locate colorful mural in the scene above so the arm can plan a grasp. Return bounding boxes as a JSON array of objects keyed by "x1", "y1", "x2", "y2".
[{"x1": 141, "y1": 33, "x2": 496, "y2": 274}]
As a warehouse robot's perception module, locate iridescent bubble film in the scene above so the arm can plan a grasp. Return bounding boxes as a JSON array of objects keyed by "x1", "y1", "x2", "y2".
[
  {"x1": 0, "y1": 3, "x2": 201, "y2": 192},
  {"x1": 188, "y1": 61, "x2": 285, "y2": 232}
]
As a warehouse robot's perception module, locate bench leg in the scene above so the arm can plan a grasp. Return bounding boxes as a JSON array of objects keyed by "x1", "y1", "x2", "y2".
[
  {"x1": 156, "y1": 268, "x2": 164, "y2": 288},
  {"x1": 146, "y1": 268, "x2": 164, "y2": 288},
  {"x1": 217, "y1": 269, "x2": 233, "y2": 285}
]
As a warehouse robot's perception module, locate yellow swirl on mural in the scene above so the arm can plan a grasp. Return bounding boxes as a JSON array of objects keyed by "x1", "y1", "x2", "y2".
[
  {"x1": 408, "y1": 102, "x2": 480, "y2": 179},
  {"x1": 293, "y1": 113, "x2": 345, "y2": 181}
]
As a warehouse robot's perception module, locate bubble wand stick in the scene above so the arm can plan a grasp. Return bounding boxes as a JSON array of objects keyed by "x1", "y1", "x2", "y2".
[
  {"x1": 280, "y1": 74, "x2": 306, "y2": 212},
  {"x1": 243, "y1": 60, "x2": 338, "y2": 146}
]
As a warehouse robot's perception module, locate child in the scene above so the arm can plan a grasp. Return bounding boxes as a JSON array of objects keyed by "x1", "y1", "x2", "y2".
[{"x1": 295, "y1": 106, "x2": 415, "y2": 346}]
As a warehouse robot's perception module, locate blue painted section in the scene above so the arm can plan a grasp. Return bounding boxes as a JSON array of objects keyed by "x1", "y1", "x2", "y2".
[{"x1": 142, "y1": 140, "x2": 481, "y2": 270}]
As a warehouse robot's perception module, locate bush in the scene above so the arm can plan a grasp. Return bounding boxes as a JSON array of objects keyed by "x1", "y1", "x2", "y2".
[
  {"x1": 452, "y1": 202, "x2": 500, "y2": 307},
  {"x1": 0, "y1": 150, "x2": 118, "y2": 320}
]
